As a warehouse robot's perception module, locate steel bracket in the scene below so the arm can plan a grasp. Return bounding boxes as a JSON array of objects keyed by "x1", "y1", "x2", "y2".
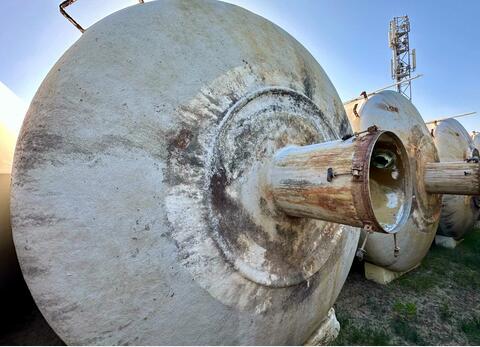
[
  {"x1": 60, "y1": 0, "x2": 144, "y2": 33},
  {"x1": 352, "y1": 164, "x2": 364, "y2": 179}
]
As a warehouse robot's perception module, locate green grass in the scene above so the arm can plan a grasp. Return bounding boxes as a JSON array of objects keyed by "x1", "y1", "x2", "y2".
[
  {"x1": 461, "y1": 315, "x2": 480, "y2": 345},
  {"x1": 333, "y1": 312, "x2": 391, "y2": 346},
  {"x1": 439, "y1": 303, "x2": 453, "y2": 322},
  {"x1": 393, "y1": 227, "x2": 480, "y2": 293},
  {"x1": 390, "y1": 319, "x2": 426, "y2": 345},
  {"x1": 391, "y1": 301, "x2": 426, "y2": 344},
  {"x1": 393, "y1": 301, "x2": 417, "y2": 317},
  {"x1": 333, "y1": 228, "x2": 480, "y2": 345}
]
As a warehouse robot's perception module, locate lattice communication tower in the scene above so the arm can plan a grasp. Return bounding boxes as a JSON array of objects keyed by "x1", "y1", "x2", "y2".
[{"x1": 389, "y1": 16, "x2": 416, "y2": 100}]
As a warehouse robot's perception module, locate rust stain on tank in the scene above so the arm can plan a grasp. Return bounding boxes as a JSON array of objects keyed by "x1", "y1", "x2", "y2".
[
  {"x1": 171, "y1": 129, "x2": 193, "y2": 150},
  {"x1": 378, "y1": 103, "x2": 399, "y2": 113}
]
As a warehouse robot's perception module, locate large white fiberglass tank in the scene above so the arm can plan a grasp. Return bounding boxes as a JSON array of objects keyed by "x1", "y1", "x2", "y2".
[
  {"x1": 9, "y1": 0, "x2": 373, "y2": 344},
  {"x1": 0, "y1": 82, "x2": 25, "y2": 296},
  {"x1": 0, "y1": 111, "x2": 17, "y2": 292},
  {"x1": 427, "y1": 119, "x2": 480, "y2": 239},
  {"x1": 344, "y1": 90, "x2": 442, "y2": 272},
  {"x1": 474, "y1": 132, "x2": 480, "y2": 226},
  {"x1": 474, "y1": 132, "x2": 480, "y2": 149}
]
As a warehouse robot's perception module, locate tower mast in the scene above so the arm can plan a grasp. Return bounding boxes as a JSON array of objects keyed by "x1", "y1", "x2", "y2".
[{"x1": 389, "y1": 16, "x2": 416, "y2": 100}]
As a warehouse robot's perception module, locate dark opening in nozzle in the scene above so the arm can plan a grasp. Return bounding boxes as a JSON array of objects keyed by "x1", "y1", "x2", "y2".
[{"x1": 372, "y1": 149, "x2": 396, "y2": 169}]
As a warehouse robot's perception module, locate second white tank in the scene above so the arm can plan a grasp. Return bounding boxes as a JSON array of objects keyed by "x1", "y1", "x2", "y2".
[
  {"x1": 344, "y1": 90, "x2": 441, "y2": 272},
  {"x1": 427, "y1": 118, "x2": 480, "y2": 239}
]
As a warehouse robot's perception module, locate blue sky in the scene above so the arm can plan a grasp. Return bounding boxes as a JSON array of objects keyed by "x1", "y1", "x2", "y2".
[{"x1": 1, "y1": 0, "x2": 479, "y2": 132}]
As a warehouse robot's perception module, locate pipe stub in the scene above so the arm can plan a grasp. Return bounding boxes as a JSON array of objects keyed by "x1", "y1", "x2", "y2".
[{"x1": 352, "y1": 130, "x2": 413, "y2": 234}]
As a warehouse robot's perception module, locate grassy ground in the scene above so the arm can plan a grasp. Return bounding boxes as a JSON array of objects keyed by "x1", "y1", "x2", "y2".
[{"x1": 333, "y1": 228, "x2": 480, "y2": 345}]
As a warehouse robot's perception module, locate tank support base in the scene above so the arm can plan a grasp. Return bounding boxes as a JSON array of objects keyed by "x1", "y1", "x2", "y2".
[
  {"x1": 364, "y1": 262, "x2": 418, "y2": 285},
  {"x1": 435, "y1": 235, "x2": 463, "y2": 249},
  {"x1": 304, "y1": 308, "x2": 340, "y2": 346}
]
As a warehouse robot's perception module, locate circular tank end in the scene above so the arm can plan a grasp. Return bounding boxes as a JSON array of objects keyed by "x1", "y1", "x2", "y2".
[{"x1": 367, "y1": 131, "x2": 412, "y2": 233}]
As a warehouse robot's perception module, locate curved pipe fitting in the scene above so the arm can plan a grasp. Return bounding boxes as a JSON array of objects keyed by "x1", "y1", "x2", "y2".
[{"x1": 269, "y1": 129, "x2": 412, "y2": 234}]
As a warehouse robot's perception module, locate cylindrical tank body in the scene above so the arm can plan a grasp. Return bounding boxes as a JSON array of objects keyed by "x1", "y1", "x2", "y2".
[
  {"x1": 473, "y1": 132, "x2": 480, "y2": 149},
  {"x1": 11, "y1": 1, "x2": 363, "y2": 344},
  {"x1": 0, "y1": 120, "x2": 18, "y2": 291},
  {"x1": 344, "y1": 91, "x2": 442, "y2": 272},
  {"x1": 427, "y1": 119, "x2": 480, "y2": 239},
  {"x1": 474, "y1": 133, "x2": 480, "y2": 225},
  {"x1": 0, "y1": 82, "x2": 36, "y2": 328}
]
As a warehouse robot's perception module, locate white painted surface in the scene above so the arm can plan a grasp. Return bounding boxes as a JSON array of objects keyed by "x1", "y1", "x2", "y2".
[
  {"x1": 304, "y1": 308, "x2": 340, "y2": 346},
  {"x1": 11, "y1": 0, "x2": 359, "y2": 344},
  {"x1": 345, "y1": 91, "x2": 441, "y2": 272},
  {"x1": 364, "y1": 261, "x2": 411, "y2": 285},
  {"x1": 0, "y1": 82, "x2": 26, "y2": 290},
  {"x1": 435, "y1": 235, "x2": 463, "y2": 249},
  {"x1": 427, "y1": 118, "x2": 480, "y2": 239}
]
